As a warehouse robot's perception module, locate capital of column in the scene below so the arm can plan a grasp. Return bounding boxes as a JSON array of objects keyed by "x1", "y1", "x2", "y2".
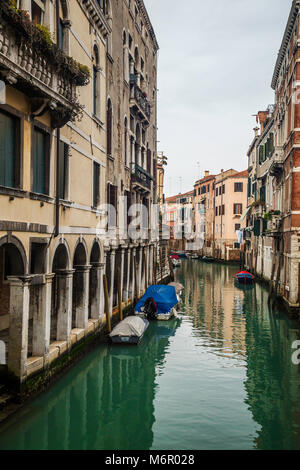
[
  {"x1": 74, "y1": 265, "x2": 92, "y2": 273},
  {"x1": 7, "y1": 275, "x2": 34, "y2": 286},
  {"x1": 91, "y1": 262, "x2": 106, "y2": 269},
  {"x1": 56, "y1": 269, "x2": 75, "y2": 278}
]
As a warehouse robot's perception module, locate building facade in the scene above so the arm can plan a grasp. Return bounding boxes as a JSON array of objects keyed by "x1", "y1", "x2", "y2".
[
  {"x1": 214, "y1": 169, "x2": 248, "y2": 261},
  {"x1": 244, "y1": 0, "x2": 300, "y2": 309},
  {"x1": 193, "y1": 171, "x2": 216, "y2": 256},
  {"x1": 165, "y1": 191, "x2": 194, "y2": 252},
  {"x1": 0, "y1": 0, "x2": 167, "y2": 389}
]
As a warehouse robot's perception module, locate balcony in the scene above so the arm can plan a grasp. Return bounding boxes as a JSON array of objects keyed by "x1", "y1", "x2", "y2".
[
  {"x1": 266, "y1": 213, "x2": 282, "y2": 237},
  {"x1": 269, "y1": 146, "x2": 284, "y2": 176},
  {"x1": 130, "y1": 80, "x2": 151, "y2": 123},
  {"x1": 131, "y1": 163, "x2": 152, "y2": 192},
  {"x1": 0, "y1": 2, "x2": 90, "y2": 127}
]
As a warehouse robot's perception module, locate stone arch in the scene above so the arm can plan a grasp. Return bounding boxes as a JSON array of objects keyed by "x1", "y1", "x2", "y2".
[
  {"x1": 90, "y1": 239, "x2": 102, "y2": 264},
  {"x1": 50, "y1": 238, "x2": 71, "y2": 271},
  {"x1": 73, "y1": 239, "x2": 88, "y2": 267},
  {"x1": 0, "y1": 235, "x2": 27, "y2": 274}
]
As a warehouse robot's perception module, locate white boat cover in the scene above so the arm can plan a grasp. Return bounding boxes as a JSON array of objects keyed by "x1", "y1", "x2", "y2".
[
  {"x1": 168, "y1": 282, "x2": 184, "y2": 294},
  {"x1": 110, "y1": 316, "x2": 147, "y2": 338}
]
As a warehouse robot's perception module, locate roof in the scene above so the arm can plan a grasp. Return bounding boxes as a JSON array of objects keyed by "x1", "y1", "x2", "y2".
[
  {"x1": 194, "y1": 175, "x2": 216, "y2": 186},
  {"x1": 166, "y1": 190, "x2": 194, "y2": 203},
  {"x1": 271, "y1": 0, "x2": 300, "y2": 90},
  {"x1": 232, "y1": 170, "x2": 248, "y2": 178},
  {"x1": 136, "y1": 0, "x2": 159, "y2": 51}
]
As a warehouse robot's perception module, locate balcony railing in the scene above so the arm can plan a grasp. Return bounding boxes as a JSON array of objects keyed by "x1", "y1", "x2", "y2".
[
  {"x1": 0, "y1": 3, "x2": 89, "y2": 127},
  {"x1": 270, "y1": 146, "x2": 284, "y2": 176},
  {"x1": 130, "y1": 82, "x2": 151, "y2": 121},
  {"x1": 131, "y1": 163, "x2": 152, "y2": 191}
]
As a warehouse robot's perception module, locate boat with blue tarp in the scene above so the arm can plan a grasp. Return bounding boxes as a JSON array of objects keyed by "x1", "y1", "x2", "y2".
[{"x1": 135, "y1": 285, "x2": 179, "y2": 321}]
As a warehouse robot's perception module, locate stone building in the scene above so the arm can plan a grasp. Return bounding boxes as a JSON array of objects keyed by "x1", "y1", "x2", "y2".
[
  {"x1": 165, "y1": 191, "x2": 194, "y2": 252},
  {"x1": 244, "y1": 0, "x2": 300, "y2": 309},
  {"x1": 193, "y1": 171, "x2": 216, "y2": 256},
  {"x1": 214, "y1": 169, "x2": 248, "y2": 261},
  {"x1": 0, "y1": 0, "x2": 166, "y2": 390}
]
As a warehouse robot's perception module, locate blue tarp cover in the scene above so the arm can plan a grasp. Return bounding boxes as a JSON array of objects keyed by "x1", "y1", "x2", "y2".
[{"x1": 136, "y1": 285, "x2": 178, "y2": 314}]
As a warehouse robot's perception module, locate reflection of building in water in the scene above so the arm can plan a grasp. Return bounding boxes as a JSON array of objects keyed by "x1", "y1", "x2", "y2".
[
  {"x1": 243, "y1": 287, "x2": 300, "y2": 450},
  {"x1": 177, "y1": 261, "x2": 246, "y2": 358},
  {"x1": 0, "y1": 320, "x2": 181, "y2": 450}
]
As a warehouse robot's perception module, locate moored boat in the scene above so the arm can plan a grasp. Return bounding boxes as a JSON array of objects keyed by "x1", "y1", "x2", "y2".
[
  {"x1": 109, "y1": 316, "x2": 149, "y2": 345},
  {"x1": 135, "y1": 285, "x2": 179, "y2": 321}
]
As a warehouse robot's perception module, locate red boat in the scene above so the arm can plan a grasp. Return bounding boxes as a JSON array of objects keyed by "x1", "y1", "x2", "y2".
[
  {"x1": 235, "y1": 271, "x2": 255, "y2": 284},
  {"x1": 170, "y1": 254, "x2": 180, "y2": 260}
]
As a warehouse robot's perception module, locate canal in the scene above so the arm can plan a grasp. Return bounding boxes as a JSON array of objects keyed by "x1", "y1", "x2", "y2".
[{"x1": 0, "y1": 260, "x2": 300, "y2": 450}]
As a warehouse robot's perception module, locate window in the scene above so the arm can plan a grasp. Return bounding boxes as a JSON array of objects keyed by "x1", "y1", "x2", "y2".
[
  {"x1": 233, "y1": 204, "x2": 243, "y2": 215},
  {"x1": 93, "y1": 162, "x2": 100, "y2": 208},
  {"x1": 216, "y1": 187, "x2": 218, "y2": 196},
  {"x1": 222, "y1": 185, "x2": 225, "y2": 194},
  {"x1": 31, "y1": 0, "x2": 45, "y2": 24},
  {"x1": 222, "y1": 205, "x2": 225, "y2": 215},
  {"x1": 107, "y1": 99, "x2": 112, "y2": 156},
  {"x1": 124, "y1": 117, "x2": 128, "y2": 166},
  {"x1": 58, "y1": 141, "x2": 69, "y2": 200},
  {"x1": 93, "y1": 46, "x2": 100, "y2": 118},
  {"x1": 32, "y1": 126, "x2": 50, "y2": 195},
  {"x1": 234, "y1": 243, "x2": 240, "y2": 249},
  {"x1": 235, "y1": 224, "x2": 241, "y2": 231},
  {"x1": 234, "y1": 182, "x2": 243, "y2": 192},
  {"x1": 0, "y1": 110, "x2": 21, "y2": 189}
]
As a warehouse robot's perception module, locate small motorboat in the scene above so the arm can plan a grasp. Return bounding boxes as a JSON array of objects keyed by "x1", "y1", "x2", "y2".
[
  {"x1": 172, "y1": 258, "x2": 181, "y2": 268},
  {"x1": 109, "y1": 316, "x2": 149, "y2": 345},
  {"x1": 201, "y1": 256, "x2": 214, "y2": 263},
  {"x1": 135, "y1": 285, "x2": 179, "y2": 321},
  {"x1": 190, "y1": 254, "x2": 199, "y2": 260},
  {"x1": 235, "y1": 271, "x2": 255, "y2": 284}
]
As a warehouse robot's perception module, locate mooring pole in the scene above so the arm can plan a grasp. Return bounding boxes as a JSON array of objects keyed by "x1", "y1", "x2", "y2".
[
  {"x1": 117, "y1": 267, "x2": 123, "y2": 322},
  {"x1": 134, "y1": 255, "x2": 138, "y2": 303},
  {"x1": 103, "y1": 274, "x2": 111, "y2": 333}
]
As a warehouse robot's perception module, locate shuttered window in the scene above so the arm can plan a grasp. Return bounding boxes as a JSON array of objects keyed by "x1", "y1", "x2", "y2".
[
  {"x1": 32, "y1": 127, "x2": 49, "y2": 195},
  {"x1": 93, "y1": 162, "x2": 100, "y2": 208},
  {"x1": 147, "y1": 149, "x2": 151, "y2": 174},
  {"x1": 59, "y1": 141, "x2": 68, "y2": 200},
  {"x1": 0, "y1": 110, "x2": 19, "y2": 188},
  {"x1": 107, "y1": 100, "x2": 112, "y2": 156},
  {"x1": 107, "y1": 183, "x2": 118, "y2": 226}
]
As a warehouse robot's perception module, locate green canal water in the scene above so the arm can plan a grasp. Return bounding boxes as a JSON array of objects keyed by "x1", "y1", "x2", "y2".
[{"x1": 1, "y1": 261, "x2": 300, "y2": 450}]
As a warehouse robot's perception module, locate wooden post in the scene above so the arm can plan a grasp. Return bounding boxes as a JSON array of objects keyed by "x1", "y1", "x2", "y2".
[
  {"x1": 134, "y1": 255, "x2": 138, "y2": 303},
  {"x1": 103, "y1": 274, "x2": 111, "y2": 333},
  {"x1": 169, "y1": 254, "x2": 175, "y2": 282},
  {"x1": 117, "y1": 267, "x2": 123, "y2": 322},
  {"x1": 153, "y1": 247, "x2": 157, "y2": 285},
  {"x1": 144, "y1": 251, "x2": 148, "y2": 290},
  {"x1": 160, "y1": 246, "x2": 163, "y2": 283}
]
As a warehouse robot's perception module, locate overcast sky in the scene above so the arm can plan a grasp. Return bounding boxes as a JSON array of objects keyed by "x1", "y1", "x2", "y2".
[{"x1": 144, "y1": 0, "x2": 291, "y2": 196}]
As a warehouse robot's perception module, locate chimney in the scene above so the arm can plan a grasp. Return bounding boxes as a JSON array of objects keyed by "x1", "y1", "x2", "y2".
[
  {"x1": 253, "y1": 127, "x2": 259, "y2": 137},
  {"x1": 257, "y1": 111, "x2": 268, "y2": 133},
  {"x1": 205, "y1": 171, "x2": 209, "y2": 177}
]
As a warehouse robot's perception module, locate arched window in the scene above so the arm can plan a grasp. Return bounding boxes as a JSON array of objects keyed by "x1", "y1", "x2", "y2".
[
  {"x1": 93, "y1": 45, "x2": 101, "y2": 118},
  {"x1": 123, "y1": 31, "x2": 129, "y2": 82},
  {"x1": 107, "y1": 99, "x2": 112, "y2": 157}
]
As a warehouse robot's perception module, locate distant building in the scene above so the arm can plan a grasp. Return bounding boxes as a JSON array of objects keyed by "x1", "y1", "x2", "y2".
[
  {"x1": 165, "y1": 191, "x2": 194, "y2": 251},
  {"x1": 214, "y1": 169, "x2": 248, "y2": 261},
  {"x1": 193, "y1": 171, "x2": 216, "y2": 256}
]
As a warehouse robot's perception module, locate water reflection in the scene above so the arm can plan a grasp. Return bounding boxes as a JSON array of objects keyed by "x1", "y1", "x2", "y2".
[
  {"x1": 1, "y1": 261, "x2": 300, "y2": 449},
  {"x1": 0, "y1": 318, "x2": 182, "y2": 450}
]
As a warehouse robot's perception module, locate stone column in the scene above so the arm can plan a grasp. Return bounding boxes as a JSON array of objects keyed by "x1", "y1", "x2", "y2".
[
  {"x1": 138, "y1": 246, "x2": 143, "y2": 296},
  {"x1": 125, "y1": 247, "x2": 131, "y2": 303},
  {"x1": 130, "y1": 247, "x2": 136, "y2": 300},
  {"x1": 100, "y1": 259, "x2": 106, "y2": 318},
  {"x1": 149, "y1": 245, "x2": 153, "y2": 286},
  {"x1": 120, "y1": 249, "x2": 125, "y2": 303},
  {"x1": 90, "y1": 262, "x2": 105, "y2": 320},
  {"x1": 7, "y1": 276, "x2": 32, "y2": 381},
  {"x1": 32, "y1": 274, "x2": 55, "y2": 357},
  {"x1": 74, "y1": 266, "x2": 91, "y2": 330},
  {"x1": 109, "y1": 250, "x2": 116, "y2": 315},
  {"x1": 56, "y1": 270, "x2": 74, "y2": 341}
]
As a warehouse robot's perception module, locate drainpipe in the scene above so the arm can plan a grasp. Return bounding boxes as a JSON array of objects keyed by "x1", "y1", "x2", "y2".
[{"x1": 55, "y1": 0, "x2": 60, "y2": 238}]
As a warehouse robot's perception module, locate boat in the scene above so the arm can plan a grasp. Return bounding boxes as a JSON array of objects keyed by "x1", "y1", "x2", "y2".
[
  {"x1": 109, "y1": 316, "x2": 149, "y2": 345},
  {"x1": 172, "y1": 258, "x2": 181, "y2": 268},
  {"x1": 190, "y1": 254, "x2": 199, "y2": 260},
  {"x1": 201, "y1": 256, "x2": 214, "y2": 263},
  {"x1": 177, "y1": 252, "x2": 188, "y2": 259},
  {"x1": 235, "y1": 271, "x2": 255, "y2": 284},
  {"x1": 135, "y1": 285, "x2": 179, "y2": 321}
]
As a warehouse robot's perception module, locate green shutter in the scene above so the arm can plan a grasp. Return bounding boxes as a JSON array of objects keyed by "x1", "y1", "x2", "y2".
[
  {"x1": 0, "y1": 111, "x2": 15, "y2": 188},
  {"x1": 254, "y1": 219, "x2": 261, "y2": 236},
  {"x1": 59, "y1": 141, "x2": 67, "y2": 200},
  {"x1": 33, "y1": 128, "x2": 46, "y2": 194}
]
